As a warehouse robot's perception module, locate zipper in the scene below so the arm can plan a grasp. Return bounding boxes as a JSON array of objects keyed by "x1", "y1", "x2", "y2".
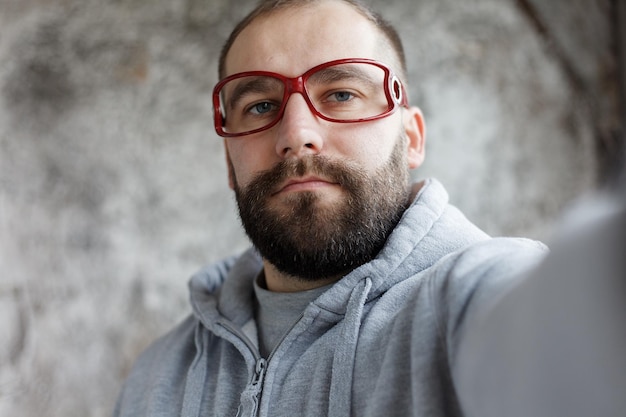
[
  {"x1": 217, "y1": 319, "x2": 264, "y2": 417},
  {"x1": 249, "y1": 358, "x2": 267, "y2": 416},
  {"x1": 252, "y1": 358, "x2": 267, "y2": 386},
  {"x1": 216, "y1": 311, "x2": 306, "y2": 365},
  {"x1": 266, "y1": 311, "x2": 305, "y2": 363},
  {"x1": 216, "y1": 319, "x2": 262, "y2": 362},
  {"x1": 217, "y1": 311, "x2": 307, "y2": 416}
]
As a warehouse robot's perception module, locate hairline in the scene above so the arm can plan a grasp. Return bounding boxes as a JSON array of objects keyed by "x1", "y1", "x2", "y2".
[{"x1": 217, "y1": 0, "x2": 408, "y2": 84}]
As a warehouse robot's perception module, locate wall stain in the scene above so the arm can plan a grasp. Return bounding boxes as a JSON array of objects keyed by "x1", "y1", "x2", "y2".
[{"x1": 2, "y1": 18, "x2": 76, "y2": 126}]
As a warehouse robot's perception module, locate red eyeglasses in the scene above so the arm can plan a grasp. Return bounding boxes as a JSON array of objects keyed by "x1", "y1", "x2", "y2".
[{"x1": 212, "y1": 58, "x2": 408, "y2": 137}]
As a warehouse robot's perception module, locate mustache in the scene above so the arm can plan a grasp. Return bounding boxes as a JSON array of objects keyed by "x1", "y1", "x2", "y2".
[{"x1": 240, "y1": 155, "x2": 366, "y2": 198}]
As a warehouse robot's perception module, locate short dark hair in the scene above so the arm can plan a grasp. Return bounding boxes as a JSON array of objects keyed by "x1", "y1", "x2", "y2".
[{"x1": 217, "y1": 0, "x2": 407, "y2": 81}]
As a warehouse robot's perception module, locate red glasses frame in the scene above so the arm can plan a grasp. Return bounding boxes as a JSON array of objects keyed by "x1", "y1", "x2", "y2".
[{"x1": 212, "y1": 58, "x2": 409, "y2": 138}]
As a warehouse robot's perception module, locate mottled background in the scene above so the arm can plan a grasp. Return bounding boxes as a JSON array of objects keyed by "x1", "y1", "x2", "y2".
[{"x1": 0, "y1": 0, "x2": 623, "y2": 416}]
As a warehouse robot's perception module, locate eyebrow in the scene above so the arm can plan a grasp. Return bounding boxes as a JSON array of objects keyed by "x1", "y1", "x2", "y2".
[
  {"x1": 226, "y1": 77, "x2": 283, "y2": 110},
  {"x1": 307, "y1": 66, "x2": 379, "y2": 89}
]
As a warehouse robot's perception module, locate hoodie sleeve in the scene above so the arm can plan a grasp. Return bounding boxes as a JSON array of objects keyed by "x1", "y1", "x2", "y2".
[
  {"x1": 454, "y1": 199, "x2": 626, "y2": 417},
  {"x1": 429, "y1": 237, "x2": 548, "y2": 386}
]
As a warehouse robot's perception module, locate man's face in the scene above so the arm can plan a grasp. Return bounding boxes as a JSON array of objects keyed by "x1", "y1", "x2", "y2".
[{"x1": 222, "y1": 0, "x2": 425, "y2": 281}]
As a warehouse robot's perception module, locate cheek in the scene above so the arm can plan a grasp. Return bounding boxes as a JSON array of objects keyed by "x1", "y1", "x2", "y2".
[
  {"x1": 334, "y1": 123, "x2": 400, "y2": 169},
  {"x1": 226, "y1": 140, "x2": 278, "y2": 186}
]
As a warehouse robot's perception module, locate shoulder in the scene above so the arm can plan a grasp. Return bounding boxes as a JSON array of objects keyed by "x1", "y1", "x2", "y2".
[
  {"x1": 433, "y1": 237, "x2": 548, "y2": 293},
  {"x1": 134, "y1": 315, "x2": 198, "y2": 367},
  {"x1": 379, "y1": 237, "x2": 547, "y2": 316},
  {"x1": 378, "y1": 237, "x2": 547, "y2": 332},
  {"x1": 114, "y1": 315, "x2": 199, "y2": 416},
  {"x1": 432, "y1": 234, "x2": 548, "y2": 303},
  {"x1": 426, "y1": 237, "x2": 548, "y2": 352}
]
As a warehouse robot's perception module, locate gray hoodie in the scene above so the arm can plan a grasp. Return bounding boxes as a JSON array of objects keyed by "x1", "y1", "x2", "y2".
[{"x1": 114, "y1": 178, "x2": 547, "y2": 417}]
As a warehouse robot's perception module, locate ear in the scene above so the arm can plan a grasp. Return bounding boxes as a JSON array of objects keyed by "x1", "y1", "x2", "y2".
[
  {"x1": 224, "y1": 140, "x2": 236, "y2": 190},
  {"x1": 403, "y1": 106, "x2": 426, "y2": 169}
]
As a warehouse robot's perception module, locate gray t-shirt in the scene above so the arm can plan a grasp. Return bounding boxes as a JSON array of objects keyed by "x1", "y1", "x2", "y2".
[{"x1": 254, "y1": 275, "x2": 332, "y2": 357}]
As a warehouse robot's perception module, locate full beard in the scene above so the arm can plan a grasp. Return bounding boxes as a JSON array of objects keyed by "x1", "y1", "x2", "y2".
[{"x1": 232, "y1": 137, "x2": 412, "y2": 282}]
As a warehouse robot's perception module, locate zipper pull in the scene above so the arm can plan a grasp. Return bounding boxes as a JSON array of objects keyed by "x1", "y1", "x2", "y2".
[
  {"x1": 247, "y1": 359, "x2": 267, "y2": 416},
  {"x1": 252, "y1": 358, "x2": 266, "y2": 387}
]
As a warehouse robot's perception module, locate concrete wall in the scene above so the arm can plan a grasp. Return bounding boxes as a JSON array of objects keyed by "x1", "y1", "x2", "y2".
[{"x1": 0, "y1": 0, "x2": 618, "y2": 415}]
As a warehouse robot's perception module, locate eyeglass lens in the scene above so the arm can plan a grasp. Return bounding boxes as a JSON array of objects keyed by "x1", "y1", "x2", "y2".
[{"x1": 218, "y1": 62, "x2": 391, "y2": 135}]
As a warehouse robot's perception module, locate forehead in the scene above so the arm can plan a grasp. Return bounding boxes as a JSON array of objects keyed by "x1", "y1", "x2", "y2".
[{"x1": 224, "y1": 1, "x2": 392, "y2": 78}]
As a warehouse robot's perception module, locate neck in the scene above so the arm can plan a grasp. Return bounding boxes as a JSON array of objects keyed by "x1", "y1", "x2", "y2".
[
  {"x1": 262, "y1": 261, "x2": 341, "y2": 293},
  {"x1": 409, "y1": 180, "x2": 424, "y2": 200}
]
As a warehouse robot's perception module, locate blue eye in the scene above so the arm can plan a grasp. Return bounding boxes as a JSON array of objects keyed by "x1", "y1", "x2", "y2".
[
  {"x1": 250, "y1": 102, "x2": 276, "y2": 115},
  {"x1": 332, "y1": 92, "x2": 353, "y2": 102}
]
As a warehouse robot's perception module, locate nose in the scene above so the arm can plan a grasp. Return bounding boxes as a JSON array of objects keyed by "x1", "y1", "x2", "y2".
[{"x1": 274, "y1": 93, "x2": 324, "y2": 159}]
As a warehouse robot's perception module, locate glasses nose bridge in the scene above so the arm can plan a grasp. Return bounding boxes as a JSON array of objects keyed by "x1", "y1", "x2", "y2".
[
  {"x1": 283, "y1": 75, "x2": 314, "y2": 110},
  {"x1": 284, "y1": 75, "x2": 306, "y2": 96}
]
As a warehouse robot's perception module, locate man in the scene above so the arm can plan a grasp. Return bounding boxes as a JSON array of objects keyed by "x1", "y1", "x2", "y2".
[{"x1": 114, "y1": 0, "x2": 546, "y2": 416}]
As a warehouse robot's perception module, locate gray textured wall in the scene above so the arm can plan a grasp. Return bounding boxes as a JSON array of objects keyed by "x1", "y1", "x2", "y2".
[{"x1": 0, "y1": 0, "x2": 619, "y2": 416}]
